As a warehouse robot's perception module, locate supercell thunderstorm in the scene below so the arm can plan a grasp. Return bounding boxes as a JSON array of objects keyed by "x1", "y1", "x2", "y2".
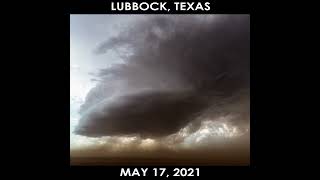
[{"x1": 70, "y1": 15, "x2": 250, "y2": 158}]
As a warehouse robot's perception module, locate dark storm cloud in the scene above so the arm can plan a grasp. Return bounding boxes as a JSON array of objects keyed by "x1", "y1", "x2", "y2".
[
  {"x1": 74, "y1": 15, "x2": 250, "y2": 137},
  {"x1": 76, "y1": 91, "x2": 212, "y2": 137}
]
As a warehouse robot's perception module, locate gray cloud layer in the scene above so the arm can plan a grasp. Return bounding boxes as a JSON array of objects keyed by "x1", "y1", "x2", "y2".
[{"x1": 74, "y1": 15, "x2": 250, "y2": 138}]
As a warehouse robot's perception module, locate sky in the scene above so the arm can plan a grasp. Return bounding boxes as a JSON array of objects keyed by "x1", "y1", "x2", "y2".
[
  {"x1": 70, "y1": 15, "x2": 250, "y2": 165},
  {"x1": 70, "y1": 15, "x2": 140, "y2": 146}
]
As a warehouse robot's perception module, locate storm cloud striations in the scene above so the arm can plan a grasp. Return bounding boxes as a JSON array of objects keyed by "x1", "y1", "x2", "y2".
[{"x1": 74, "y1": 15, "x2": 250, "y2": 138}]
